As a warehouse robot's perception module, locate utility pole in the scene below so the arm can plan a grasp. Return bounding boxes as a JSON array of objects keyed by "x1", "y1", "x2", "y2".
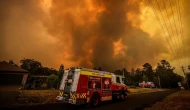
[
  {"x1": 158, "y1": 76, "x2": 161, "y2": 89},
  {"x1": 122, "y1": 62, "x2": 125, "y2": 78},
  {"x1": 122, "y1": 60, "x2": 127, "y2": 77},
  {"x1": 121, "y1": 61, "x2": 125, "y2": 84},
  {"x1": 154, "y1": 69, "x2": 161, "y2": 89},
  {"x1": 181, "y1": 66, "x2": 189, "y2": 90}
]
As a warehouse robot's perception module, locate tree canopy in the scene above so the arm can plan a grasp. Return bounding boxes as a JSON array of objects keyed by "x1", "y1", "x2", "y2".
[
  {"x1": 9, "y1": 58, "x2": 184, "y2": 89},
  {"x1": 20, "y1": 58, "x2": 57, "y2": 76},
  {"x1": 114, "y1": 60, "x2": 184, "y2": 88}
]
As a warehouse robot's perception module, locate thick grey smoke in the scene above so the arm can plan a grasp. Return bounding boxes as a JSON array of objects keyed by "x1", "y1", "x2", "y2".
[
  {"x1": 0, "y1": 0, "x2": 189, "y2": 74},
  {"x1": 45, "y1": 0, "x2": 168, "y2": 71},
  {"x1": 0, "y1": 0, "x2": 59, "y2": 68}
]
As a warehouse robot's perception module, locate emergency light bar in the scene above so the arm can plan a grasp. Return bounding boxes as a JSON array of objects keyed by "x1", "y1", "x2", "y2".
[{"x1": 65, "y1": 67, "x2": 114, "y2": 75}]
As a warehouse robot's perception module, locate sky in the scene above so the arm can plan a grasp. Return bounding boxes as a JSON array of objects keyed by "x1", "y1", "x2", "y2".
[{"x1": 0, "y1": 0, "x2": 189, "y2": 75}]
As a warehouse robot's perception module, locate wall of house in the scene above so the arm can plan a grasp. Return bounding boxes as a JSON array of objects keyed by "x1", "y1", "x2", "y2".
[{"x1": 22, "y1": 73, "x2": 29, "y2": 85}]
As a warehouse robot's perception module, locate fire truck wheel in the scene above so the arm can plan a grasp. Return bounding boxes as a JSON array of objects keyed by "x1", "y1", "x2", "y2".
[
  {"x1": 118, "y1": 90, "x2": 126, "y2": 101},
  {"x1": 90, "y1": 93, "x2": 100, "y2": 107},
  {"x1": 120, "y1": 93, "x2": 125, "y2": 100}
]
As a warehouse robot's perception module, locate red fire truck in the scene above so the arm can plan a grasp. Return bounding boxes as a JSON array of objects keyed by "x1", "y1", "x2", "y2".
[
  {"x1": 139, "y1": 81, "x2": 155, "y2": 88},
  {"x1": 56, "y1": 67, "x2": 128, "y2": 106}
]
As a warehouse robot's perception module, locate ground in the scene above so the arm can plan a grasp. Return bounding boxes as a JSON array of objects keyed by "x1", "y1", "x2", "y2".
[
  {"x1": 0, "y1": 85, "x2": 58, "y2": 108},
  {"x1": 128, "y1": 87, "x2": 168, "y2": 94},
  {"x1": 144, "y1": 90, "x2": 190, "y2": 110},
  {"x1": 11, "y1": 89, "x2": 178, "y2": 110},
  {"x1": 0, "y1": 85, "x2": 167, "y2": 108},
  {"x1": 0, "y1": 85, "x2": 21, "y2": 108}
]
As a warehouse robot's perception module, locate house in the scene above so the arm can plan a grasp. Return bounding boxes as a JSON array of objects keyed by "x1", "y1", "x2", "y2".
[{"x1": 0, "y1": 61, "x2": 29, "y2": 85}]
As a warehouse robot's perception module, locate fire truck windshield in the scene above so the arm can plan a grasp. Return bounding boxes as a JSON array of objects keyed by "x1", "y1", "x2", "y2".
[{"x1": 122, "y1": 78, "x2": 125, "y2": 84}]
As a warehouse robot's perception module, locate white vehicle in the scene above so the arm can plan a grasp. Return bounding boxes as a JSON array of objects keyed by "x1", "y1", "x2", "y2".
[{"x1": 146, "y1": 82, "x2": 155, "y2": 88}]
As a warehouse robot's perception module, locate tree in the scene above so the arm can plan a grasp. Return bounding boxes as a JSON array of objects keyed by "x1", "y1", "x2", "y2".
[
  {"x1": 131, "y1": 68, "x2": 135, "y2": 75},
  {"x1": 112, "y1": 60, "x2": 184, "y2": 88},
  {"x1": 142, "y1": 75, "x2": 148, "y2": 82},
  {"x1": 114, "y1": 69, "x2": 122, "y2": 75},
  {"x1": 20, "y1": 58, "x2": 58, "y2": 75},
  {"x1": 134, "y1": 68, "x2": 143, "y2": 83},
  {"x1": 135, "y1": 68, "x2": 142, "y2": 75},
  {"x1": 155, "y1": 60, "x2": 184, "y2": 88},
  {"x1": 185, "y1": 74, "x2": 190, "y2": 89},
  {"x1": 98, "y1": 67, "x2": 102, "y2": 71},
  {"x1": 143, "y1": 63, "x2": 154, "y2": 81},
  {"x1": 46, "y1": 74, "x2": 58, "y2": 89},
  {"x1": 57, "y1": 64, "x2": 64, "y2": 88},
  {"x1": 20, "y1": 59, "x2": 42, "y2": 73}
]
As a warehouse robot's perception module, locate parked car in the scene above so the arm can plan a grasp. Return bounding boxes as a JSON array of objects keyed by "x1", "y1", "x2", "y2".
[
  {"x1": 139, "y1": 82, "x2": 147, "y2": 88},
  {"x1": 139, "y1": 81, "x2": 155, "y2": 88},
  {"x1": 146, "y1": 82, "x2": 155, "y2": 88}
]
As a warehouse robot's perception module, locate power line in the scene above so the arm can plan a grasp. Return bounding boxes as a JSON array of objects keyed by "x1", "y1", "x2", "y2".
[
  {"x1": 175, "y1": 0, "x2": 187, "y2": 67},
  {"x1": 148, "y1": 0, "x2": 181, "y2": 68},
  {"x1": 155, "y1": 0, "x2": 182, "y2": 66},
  {"x1": 168, "y1": 0, "x2": 184, "y2": 65},
  {"x1": 178, "y1": 0, "x2": 185, "y2": 48},
  {"x1": 163, "y1": 0, "x2": 175, "y2": 39},
  {"x1": 181, "y1": 66, "x2": 189, "y2": 89},
  {"x1": 163, "y1": 0, "x2": 182, "y2": 63},
  {"x1": 162, "y1": 0, "x2": 182, "y2": 65}
]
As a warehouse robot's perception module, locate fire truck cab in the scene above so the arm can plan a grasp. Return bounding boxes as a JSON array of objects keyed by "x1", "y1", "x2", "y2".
[{"x1": 56, "y1": 67, "x2": 128, "y2": 106}]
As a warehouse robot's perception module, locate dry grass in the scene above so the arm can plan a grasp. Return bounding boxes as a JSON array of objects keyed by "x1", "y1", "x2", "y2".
[
  {"x1": 144, "y1": 90, "x2": 190, "y2": 110},
  {"x1": 128, "y1": 87, "x2": 164, "y2": 94},
  {"x1": 1, "y1": 88, "x2": 59, "y2": 108},
  {"x1": 16, "y1": 90, "x2": 59, "y2": 106},
  {"x1": 15, "y1": 88, "x2": 162, "y2": 106}
]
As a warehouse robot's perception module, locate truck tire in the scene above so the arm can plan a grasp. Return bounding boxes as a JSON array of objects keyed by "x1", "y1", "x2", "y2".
[
  {"x1": 112, "y1": 94, "x2": 117, "y2": 101},
  {"x1": 90, "y1": 93, "x2": 100, "y2": 107},
  {"x1": 119, "y1": 91, "x2": 126, "y2": 100},
  {"x1": 125, "y1": 92, "x2": 128, "y2": 97},
  {"x1": 120, "y1": 93, "x2": 125, "y2": 100}
]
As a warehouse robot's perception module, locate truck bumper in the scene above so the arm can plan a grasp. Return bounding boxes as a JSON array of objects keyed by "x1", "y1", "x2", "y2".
[
  {"x1": 68, "y1": 99, "x2": 77, "y2": 104},
  {"x1": 56, "y1": 96, "x2": 77, "y2": 104},
  {"x1": 56, "y1": 96, "x2": 63, "y2": 101}
]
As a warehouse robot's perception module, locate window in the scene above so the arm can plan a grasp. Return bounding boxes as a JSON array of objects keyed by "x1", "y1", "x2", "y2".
[
  {"x1": 122, "y1": 78, "x2": 125, "y2": 84},
  {"x1": 88, "y1": 76, "x2": 101, "y2": 89},
  {"x1": 116, "y1": 76, "x2": 121, "y2": 83},
  {"x1": 102, "y1": 78, "x2": 111, "y2": 89}
]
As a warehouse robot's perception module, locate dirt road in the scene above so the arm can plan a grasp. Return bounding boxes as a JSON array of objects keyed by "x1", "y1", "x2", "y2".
[{"x1": 9, "y1": 89, "x2": 178, "y2": 110}]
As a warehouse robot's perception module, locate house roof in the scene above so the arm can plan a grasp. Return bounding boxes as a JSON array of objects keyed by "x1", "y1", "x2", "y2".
[{"x1": 0, "y1": 61, "x2": 28, "y2": 73}]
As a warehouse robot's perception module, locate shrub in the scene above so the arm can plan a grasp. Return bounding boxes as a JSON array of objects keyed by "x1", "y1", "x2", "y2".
[{"x1": 46, "y1": 74, "x2": 58, "y2": 89}]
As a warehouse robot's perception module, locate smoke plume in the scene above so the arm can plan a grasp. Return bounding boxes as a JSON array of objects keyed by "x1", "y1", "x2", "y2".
[{"x1": 0, "y1": 0, "x2": 190, "y2": 74}]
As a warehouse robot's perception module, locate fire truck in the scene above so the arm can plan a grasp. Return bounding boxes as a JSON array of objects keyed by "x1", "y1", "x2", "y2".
[
  {"x1": 56, "y1": 67, "x2": 128, "y2": 107},
  {"x1": 139, "y1": 81, "x2": 155, "y2": 88}
]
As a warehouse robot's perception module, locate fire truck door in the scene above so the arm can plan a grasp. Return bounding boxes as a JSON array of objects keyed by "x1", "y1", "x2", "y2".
[{"x1": 78, "y1": 75, "x2": 88, "y2": 93}]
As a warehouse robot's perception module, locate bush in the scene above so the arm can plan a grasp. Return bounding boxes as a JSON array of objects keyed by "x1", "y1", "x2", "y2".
[
  {"x1": 24, "y1": 84, "x2": 32, "y2": 90},
  {"x1": 46, "y1": 74, "x2": 58, "y2": 89},
  {"x1": 24, "y1": 75, "x2": 33, "y2": 90}
]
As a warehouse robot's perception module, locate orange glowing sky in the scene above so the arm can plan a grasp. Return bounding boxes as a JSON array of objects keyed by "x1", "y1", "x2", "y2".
[{"x1": 0, "y1": 0, "x2": 190, "y2": 75}]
